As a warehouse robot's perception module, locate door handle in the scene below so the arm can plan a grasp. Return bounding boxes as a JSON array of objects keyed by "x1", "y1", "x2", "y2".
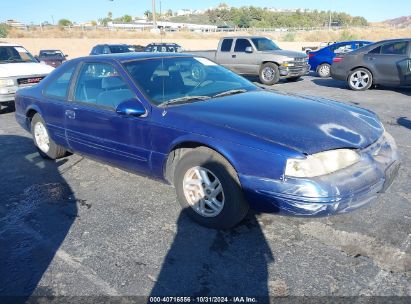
[
  {"x1": 232, "y1": 54, "x2": 236, "y2": 58},
  {"x1": 65, "y1": 109, "x2": 76, "y2": 119},
  {"x1": 368, "y1": 57, "x2": 376, "y2": 61}
]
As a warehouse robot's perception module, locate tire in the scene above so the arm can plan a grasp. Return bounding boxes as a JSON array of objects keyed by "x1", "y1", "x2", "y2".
[
  {"x1": 286, "y1": 76, "x2": 301, "y2": 82},
  {"x1": 31, "y1": 113, "x2": 67, "y2": 159},
  {"x1": 259, "y1": 62, "x2": 280, "y2": 85},
  {"x1": 174, "y1": 147, "x2": 249, "y2": 229},
  {"x1": 316, "y1": 63, "x2": 331, "y2": 78},
  {"x1": 348, "y1": 68, "x2": 373, "y2": 91}
]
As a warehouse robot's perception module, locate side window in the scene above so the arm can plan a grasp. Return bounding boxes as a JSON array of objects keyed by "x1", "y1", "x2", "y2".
[
  {"x1": 369, "y1": 46, "x2": 381, "y2": 54},
  {"x1": 381, "y1": 42, "x2": 408, "y2": 55},
  {"x1": 234, "y1": 39, "x2": 252, "y2": 52},
  {"x1": 332, "y1": 43, "x2": 353, "y2": 54},
  {"x1": 221, "y1": 39, "x2": 233, "y2": 52},
  {"x1": 43, "y1": 65, "x2": 75, "y2": 99},
  {"x1": 103, "y1": 46, "x2": 111, "y2": 54},
  {"x1": 73, "y1": 63, "x2": 135, "y2": 109}
]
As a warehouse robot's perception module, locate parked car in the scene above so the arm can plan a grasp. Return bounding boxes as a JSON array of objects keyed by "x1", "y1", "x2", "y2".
[
  {"x1": 302, "y1": 41, "x2": 336, "y2": 54},
  {"x1": 331, "y1": 38, "x2": 411, "y2": 91},
  {"x1": 144, "y1": 43, "x2": 183, "y2": 53},
  {"x1": 90, "y1": 44, "x2": 132, "y2": 55},
  {"x1": 15, "y1": 53, "x2": 399, "y2": 229},
  {"x1": 36, "y1": 49, "x2": 68, "y2": 67},
  {"x1": 187, "y1": 36, "x2": 309, "y2": 85},
  {"x1": 309, "y1": 41, "x2": 372, "y2": 77},
  {"x1": 0, "y1": 43, "x2": 54, "y2": 111},
  {"x1": 128, "y1": 45, "x2": 145, "y2": 52}
]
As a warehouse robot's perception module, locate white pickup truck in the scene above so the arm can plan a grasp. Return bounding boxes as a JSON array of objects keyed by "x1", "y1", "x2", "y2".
[{"x1": 0, "y1": 43, "x2": 54, "y2": 111}]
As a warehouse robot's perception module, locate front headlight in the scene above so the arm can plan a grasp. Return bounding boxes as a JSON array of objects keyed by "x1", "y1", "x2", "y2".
[
  {"x1": 282, "y1": 62, "x2": 295, "y2": 67},
  {"x1": 0, "y1": 78, "x2": 14, "y2": 88},
  {"x1": 285, "y1": 149, "x2": 360, "y2": 178}
]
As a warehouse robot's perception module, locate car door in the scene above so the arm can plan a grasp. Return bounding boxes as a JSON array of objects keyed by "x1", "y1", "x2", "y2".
[
  {"x1": 216, "y1": 38, "x2": 234, "y2": 70},
  {"x1": 40, "y1": 62, "x2": 77, "y2": 148},
  {"x1": 364, "y1": 41, "x2": 410, "y2": 85},
  {"x1": 64, "y1": 61, "x2": 152, "y2": 174},
  {"x1": 230, "y1": 38, "x2": 258, "y2": 75}
]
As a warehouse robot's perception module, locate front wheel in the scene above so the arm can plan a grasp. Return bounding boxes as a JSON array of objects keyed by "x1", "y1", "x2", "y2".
[
  {"x1": 31, "y1": 113, "x2": 67, "y2": 159},
  {"x1": 348, "y1": 68, "x2": 373, "y2": 91},
  {"x1": 174, "y1": 147, "x2": 249, "y2": 229},
  {"x1": 259, "y1": 62, "x2": 280, "y2": 85}
]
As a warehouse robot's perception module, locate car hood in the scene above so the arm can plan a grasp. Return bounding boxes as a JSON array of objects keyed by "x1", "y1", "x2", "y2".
[
  {"x1": 167, "y1": 91, "x2": 383, "y2": 155},
  {"x1": 0, "y1": 62, "x2": 54, "y2": 77},
  {"x1": 261, "y1": 49, "x2": 307, "y2": 58}
]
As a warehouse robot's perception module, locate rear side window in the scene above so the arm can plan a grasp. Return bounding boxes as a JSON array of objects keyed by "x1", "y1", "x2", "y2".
[
  {"x1": 369, "y1": 46, "x2": 381, "y2": 54},
  {"x1": 43, "y1": 65, "x2": 75, "y2": 99},
  {"x1": 221, "y1": 39, "x2": 233, "y2": 52},
  {"x1": 234, "y1": 39, "x2": 252, "y2": 52},
  {"x1": 380, "y1": 42, "x2": 408, "y2": 55},
  {"x1": 73, "y1": 63, "x2": 135, "y2": 109},
  {"x1": 331, "y1": 43, "x2": 353, "y2": 54}
]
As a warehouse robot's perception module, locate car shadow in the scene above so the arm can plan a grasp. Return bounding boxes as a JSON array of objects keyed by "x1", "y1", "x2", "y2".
[
  {"x1": 311, "y1": 78, "x2": 348, "y2": 89},
  {"x1": 0, "y1": 135, "x2": 77, "y2": 301},
  {"x1": 0, "y1": 103, "x2": 15, "y2": 115},
  {"x1": 150, "y1": 209, "x2": 274, "y2": 297},
  {"x1": 397, "y1": 117, "x2": 411, "y2": 130}
]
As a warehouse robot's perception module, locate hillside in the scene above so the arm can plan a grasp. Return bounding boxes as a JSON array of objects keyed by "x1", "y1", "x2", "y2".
[{"x1": 384, "y1": 15, "x2": 411, "y2": 27}]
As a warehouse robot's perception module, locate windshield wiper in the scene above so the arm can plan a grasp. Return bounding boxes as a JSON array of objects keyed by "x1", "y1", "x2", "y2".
[
  {"x1": 160, "y1": 95, "x2": 211, "y2": 107},
  {"x1": 212, "y1": 89, "x2": 247, "y2": 98}
]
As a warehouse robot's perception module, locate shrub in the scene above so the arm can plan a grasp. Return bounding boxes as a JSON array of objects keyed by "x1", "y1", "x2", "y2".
[{"x1": 0, "y1": 23, "x2": 10, "y2": 38}]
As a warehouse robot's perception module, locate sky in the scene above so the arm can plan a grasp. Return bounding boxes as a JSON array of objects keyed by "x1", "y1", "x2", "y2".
[{"x1": 0, "y1": 0, "x2": 410, "y2": 24}]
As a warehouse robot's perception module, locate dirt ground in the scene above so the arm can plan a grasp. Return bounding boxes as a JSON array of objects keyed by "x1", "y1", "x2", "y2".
[{"x1": 0, "y1": 38, "x2": 316, "y2": 58}]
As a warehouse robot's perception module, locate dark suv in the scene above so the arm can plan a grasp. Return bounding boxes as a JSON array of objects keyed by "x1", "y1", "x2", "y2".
[
  {"x1": 144, "y1": 43, "x2": 182, "y2": 53},
  {"x1": 331, "y1": 38, "x2": 411, "y2": 91},
  {"x1": 90, "y1": 44, "x2": 132, "y2": 55}
]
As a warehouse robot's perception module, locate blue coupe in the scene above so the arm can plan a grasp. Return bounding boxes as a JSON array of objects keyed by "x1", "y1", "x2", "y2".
[
  {"x1": 15, "y1": 53, "x2": 399, "y2": 229},
  {"x1": 309, "y1": 41, "x2": 372, "y2": 77}
]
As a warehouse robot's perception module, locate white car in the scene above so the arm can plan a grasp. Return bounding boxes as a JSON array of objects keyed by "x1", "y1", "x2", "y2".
[{"x1": 0, "y1": 43, "x2": 54, "y2": 111}]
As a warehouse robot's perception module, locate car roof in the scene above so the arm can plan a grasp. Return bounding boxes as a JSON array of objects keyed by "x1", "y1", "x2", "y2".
[
  {"x1": 222, "y1": 36, "x2": 266, "y2": 39},
  {"x1": 76, "y1": 52, "x2": 193, "y2": 63},
  {"x1": 376, "y1": 38, "x2": 411, "y2": 44},
  {"x1": 0, "y1": 42, "x2": 22, "y2": 47}
]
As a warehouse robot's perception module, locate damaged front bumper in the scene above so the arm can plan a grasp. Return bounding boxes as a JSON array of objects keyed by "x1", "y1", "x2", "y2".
[{"x1": 240, "y1": 132, "x2": 400, "y2": 216}]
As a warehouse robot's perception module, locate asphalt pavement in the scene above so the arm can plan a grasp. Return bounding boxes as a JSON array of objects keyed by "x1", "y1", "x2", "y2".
[{"x1": 0, "y1": 75, "x2": 410, "y2": 300}]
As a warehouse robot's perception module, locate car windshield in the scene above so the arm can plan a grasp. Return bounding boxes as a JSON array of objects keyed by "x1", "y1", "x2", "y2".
[
  {"x1": 124, "y1": 56, "x2": 257, "y2": 106},
  {"x1": 109, "y1": 45, "x2": 131, "y2": 53},
  {"x1": 251, "y1": 38, "x2": 281, "y2": 51},
  {"x1": 0, "y1": 46, "x2": 37, "y2": 63},
  {"x1": 39, "y1": 50, "x2": 64, "y2": 58}
]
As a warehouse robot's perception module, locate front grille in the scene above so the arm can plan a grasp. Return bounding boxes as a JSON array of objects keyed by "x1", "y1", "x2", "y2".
[{"x1": 17, "y1": 76, "x2": 45, "y2": 87}]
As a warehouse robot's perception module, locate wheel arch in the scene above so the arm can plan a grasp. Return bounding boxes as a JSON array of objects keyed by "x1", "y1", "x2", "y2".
[
  {"x1": 25, "y1": 105, "x2": 42, "y2": 130},
  {"x1": 163, "y1": 139, "x2": 239, "y2": 184}
]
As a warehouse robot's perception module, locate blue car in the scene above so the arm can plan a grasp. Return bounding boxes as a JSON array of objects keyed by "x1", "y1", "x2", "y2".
[
  {"x1": 309, "y1": 41, "x2": 372, "y2": 77},
  {"x1": 15, "y1": 53, "x2": 399, "y2": 229}
]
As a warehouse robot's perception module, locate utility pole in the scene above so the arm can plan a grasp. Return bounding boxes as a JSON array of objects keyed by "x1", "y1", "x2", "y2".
[
  {"x1": 152, "y1": 0, "x2": 157, "y2": 28},
  {"x1": 329, "y1": 11, "x2": 332, "y2": 30}
]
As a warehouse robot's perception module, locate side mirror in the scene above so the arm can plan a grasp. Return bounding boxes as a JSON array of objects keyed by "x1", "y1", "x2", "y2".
[
  {"x1": 116, "y1": 99, "x2": 147, "y2": 117},
  {"x1": 245, "y1": 46, "x2": 253, "y2": 53}
]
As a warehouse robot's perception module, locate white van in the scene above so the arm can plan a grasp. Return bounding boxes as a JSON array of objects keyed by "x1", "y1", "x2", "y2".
[{"x1": 0, "y1": 43, "x2": 54, "y2": 111}]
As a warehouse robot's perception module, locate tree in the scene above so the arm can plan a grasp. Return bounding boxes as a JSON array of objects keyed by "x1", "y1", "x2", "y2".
[
  {"x1": 122, "y1": 14, "x2": 133, "y2": 23},
  {"x1": 0, "y1": 23, "x2": 9, "y2": 38},
  {"x1": 108, "y1": 11, "x2": 113, "y2": 19},
  {"x1": 144, "y1": 10, "x2": 152, "y2": 21},
  {"x1": 58, "y1": 19, "x2": 72, "y2": 27}
]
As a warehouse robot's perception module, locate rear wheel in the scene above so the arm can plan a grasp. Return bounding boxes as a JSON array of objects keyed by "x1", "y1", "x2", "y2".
[
  {"x1": 174, "y1": 147, "x2": 249, "y2": 229},
  {"x1": 317, "y1": 63, "x2": 331, "y2": 78},
  {"x1": 31, "y1": 113, "x2": 67, "y2": 159},
  {"x1": 348, "y1": 68, "x2": 373, "y2": 91},
  {"x1": 259, "y1": 62, "x2": 280, "y2": 85}
]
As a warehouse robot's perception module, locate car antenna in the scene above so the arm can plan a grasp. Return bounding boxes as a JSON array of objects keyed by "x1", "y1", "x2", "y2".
[{"x1": 161, "y1": 59, "x2": 167, "y2": 117}]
